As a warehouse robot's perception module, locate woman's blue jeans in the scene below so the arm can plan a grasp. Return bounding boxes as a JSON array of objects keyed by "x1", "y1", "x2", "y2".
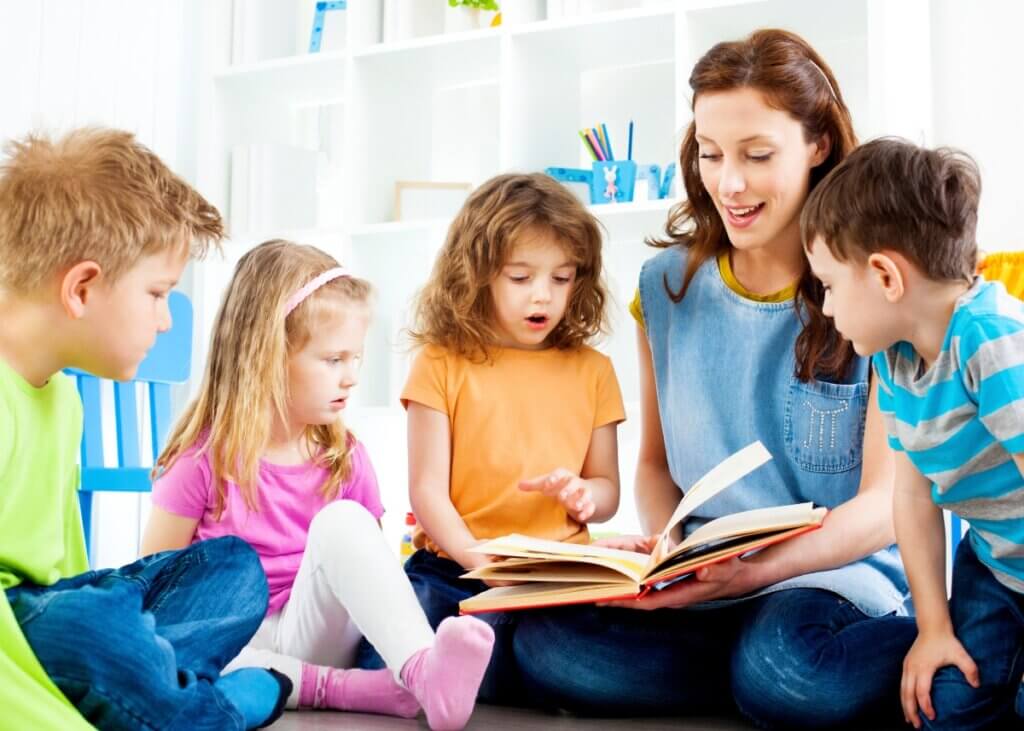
[{"x1": 514, "y1": 587, "x2": 916, "y2": 729}]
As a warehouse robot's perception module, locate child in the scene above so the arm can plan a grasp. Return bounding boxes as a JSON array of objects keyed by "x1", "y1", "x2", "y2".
[
  {"x1": 802, "y1": 137, "x2": 1024, "y2": 730},
  {"x1": 365, "y1": 172, "x2": 625, "y2": 699},
  {"x1": 0, "y1": 128, "x2": 291, "y2": 730},
  {"x1": 141, "y1": 239, "x2": 494, "y2": 731}
]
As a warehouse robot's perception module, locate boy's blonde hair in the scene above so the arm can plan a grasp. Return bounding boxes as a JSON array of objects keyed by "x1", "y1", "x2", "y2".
[
  {"x1": 409, "y1": 172, "x2": 608, "y2": 359},
  {"x1": 0, "y1": 127, "x2": 223, "y2": 293},
  {"x1": 156, "y1": 240, "x2": 373, "y2": 519}
]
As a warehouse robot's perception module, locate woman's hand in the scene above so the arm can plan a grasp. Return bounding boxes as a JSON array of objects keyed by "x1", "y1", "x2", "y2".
[
  {"x1": 600, "y1": 556, "x2": 760, "y2": 610},
  {"x1": 519, "y1": 468, "x2": 596, "y2": 522}
]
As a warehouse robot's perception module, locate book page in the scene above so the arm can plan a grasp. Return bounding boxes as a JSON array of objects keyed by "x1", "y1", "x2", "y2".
[
  {"x1": 676, "y1": 503, "x2": 825, "y2": 552},
  {"x1": 469, "y1": 534, "x2": 649, "y2": 582},
  {"x1": 645, "y1": 522, "x2": 824, "y2": 585},
  {"x1": 460, "y1": 580, "x2": 643, "y2": 614},
  {"x1": 648, "y1": 441, "x2": 772, "y2": 568},
  {"x1": 464, "y1": 560, "x2": 639, "y2": 584}
]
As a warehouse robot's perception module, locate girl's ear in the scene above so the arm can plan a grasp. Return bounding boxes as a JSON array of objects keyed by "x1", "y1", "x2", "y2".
[
  {"x1": 60, "y1": 261, "x2": 103, "y2": 319},
  {"x1": 867, "y1": 252, "x2": 905, "y2": 303},
  {"x1": 811, "y1": 133, "x2": 832, "y2": 168}
]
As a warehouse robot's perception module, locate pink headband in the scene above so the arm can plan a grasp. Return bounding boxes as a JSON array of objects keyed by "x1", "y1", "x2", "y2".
[{"x1": 284, "y1": 267, "x2": 350, "y2": 317}]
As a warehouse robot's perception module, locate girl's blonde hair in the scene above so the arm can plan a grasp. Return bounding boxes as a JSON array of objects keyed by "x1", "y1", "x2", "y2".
[
  {"x1": 408, "y1": 172, "x2": 608, "y2": 359},
  {"x1": 156, "y1": 239, "x2": 373, "y2": 519}
]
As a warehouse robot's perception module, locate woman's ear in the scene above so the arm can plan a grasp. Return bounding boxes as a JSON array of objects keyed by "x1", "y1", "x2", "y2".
[
  {"x1": 867, "y1": 252, "x2": 905, "y2": 303},
  {"x1": 60, "y1": 261, "x2": 103, "y2": 319},
  {"x1": 811, "y1": 133, "x2": 832, "y2": 168}
]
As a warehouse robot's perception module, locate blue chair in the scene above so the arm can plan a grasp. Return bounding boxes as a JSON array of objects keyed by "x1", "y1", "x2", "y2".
[{"x1": 70, "y1": 291, "x2": 193, "y2": 564}]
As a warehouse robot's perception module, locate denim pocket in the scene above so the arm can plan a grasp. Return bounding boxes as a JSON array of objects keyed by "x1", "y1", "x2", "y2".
[{"x1": 784, "y1": 378, "x2": 868, "y2": 473}]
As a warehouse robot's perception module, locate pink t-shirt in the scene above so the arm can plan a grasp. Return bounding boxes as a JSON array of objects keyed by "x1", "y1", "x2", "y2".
[{"x1": 151, "y1": 441, "x2": 384, "y2": 615}]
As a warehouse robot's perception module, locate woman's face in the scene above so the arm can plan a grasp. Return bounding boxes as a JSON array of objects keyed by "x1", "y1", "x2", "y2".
[{"x1": 694, "y1": 86, "x2": 829, "y2": 254}]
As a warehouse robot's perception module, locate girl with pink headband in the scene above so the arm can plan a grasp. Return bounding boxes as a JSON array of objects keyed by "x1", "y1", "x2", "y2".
[{"x1": 140, "y1": 239, "x2": 493, "y2": 730}]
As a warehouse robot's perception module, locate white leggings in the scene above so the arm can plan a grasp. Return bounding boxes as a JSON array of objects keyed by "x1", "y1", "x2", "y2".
[{"x1": 224, "y1": 500, "x2": 435, "y2": 708}]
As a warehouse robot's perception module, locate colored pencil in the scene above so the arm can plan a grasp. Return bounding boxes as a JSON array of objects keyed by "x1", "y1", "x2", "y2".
[
  {"x1": 578, "y1": 130, "x2": 598, "y2": 161},
  {"x1": 601, "y1": 123, "x2": 614, "y2": 160},
  {"x1": 593, "y1": 126, "x2": 607, "y2": 159},
  {"x1": 586, "y1": 129, "x2": 606, "y2": 161}
]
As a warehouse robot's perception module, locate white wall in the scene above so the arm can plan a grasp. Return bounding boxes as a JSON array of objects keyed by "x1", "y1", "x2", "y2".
[
  {"x1": 930, "y1": 0, "x2": 1024, "y2": 251},
  {"x1": 0, "y1": 0, "x2": 207, "y2": 567}
]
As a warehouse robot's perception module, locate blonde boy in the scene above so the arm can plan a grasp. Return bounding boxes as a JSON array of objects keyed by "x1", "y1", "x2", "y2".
[
  {"x1": 802, "y1": 137, "x2": 1024, "y2": 731},
  {"x1": 0, "y1": 128, "x2": 290, "y2": 730}
]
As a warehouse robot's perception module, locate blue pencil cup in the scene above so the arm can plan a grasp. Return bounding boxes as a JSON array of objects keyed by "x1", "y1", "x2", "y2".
[
  {"x1": 545, "y1": 161, "x2": 673, "y2": 204},
  {"x1": 590, "y1": 160, "x2": 636, "y2": 204}
]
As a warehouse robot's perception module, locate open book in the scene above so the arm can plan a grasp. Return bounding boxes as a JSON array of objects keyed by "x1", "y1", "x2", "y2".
[{"x1": 458, "y1": 442, "x2": 827, "y2": 614}]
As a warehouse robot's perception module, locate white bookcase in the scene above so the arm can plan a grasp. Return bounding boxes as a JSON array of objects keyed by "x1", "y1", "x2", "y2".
[{"x1": 192, "y1": 0, "x2": 932, "y2": 545}]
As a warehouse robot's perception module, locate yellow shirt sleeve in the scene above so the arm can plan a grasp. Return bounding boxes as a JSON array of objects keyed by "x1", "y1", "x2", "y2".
[
  {"x1": 400, "y1": 345, "x2": 449, "y2": 414},
  {"x1": 594, "y1": 355, "x2": 626, "y2": 428},
  {"x1": 629, "y1": 288, "x2": 645, "y2": 331}
]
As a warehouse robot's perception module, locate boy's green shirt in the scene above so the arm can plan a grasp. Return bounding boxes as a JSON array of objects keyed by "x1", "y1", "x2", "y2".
[
  {"x1": 0, "y1": 356, "x2": 93, "y2": 729},
  {"x1": 0, "y1": 357, "x2": 88, "y2": 589}
]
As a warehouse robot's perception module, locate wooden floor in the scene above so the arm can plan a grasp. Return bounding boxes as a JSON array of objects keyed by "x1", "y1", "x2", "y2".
[{"x1": 269, "y1": 704, "x2": 906, "y2": 730}]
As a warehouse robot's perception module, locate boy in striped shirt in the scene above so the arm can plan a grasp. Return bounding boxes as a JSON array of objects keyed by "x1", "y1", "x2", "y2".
[{"x1": 801, "y1": 138, "x2": 1024, "y2": 731}]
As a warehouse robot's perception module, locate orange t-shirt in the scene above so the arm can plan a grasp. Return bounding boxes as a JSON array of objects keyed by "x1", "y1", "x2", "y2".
[{"x1": 402, "y1": 344, "x2": 626, "y2": 557}]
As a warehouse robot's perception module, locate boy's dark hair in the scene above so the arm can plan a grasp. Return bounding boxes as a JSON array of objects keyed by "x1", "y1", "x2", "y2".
[{"x1": 802, "y1": 137, "x2": 980, "y2": 283}]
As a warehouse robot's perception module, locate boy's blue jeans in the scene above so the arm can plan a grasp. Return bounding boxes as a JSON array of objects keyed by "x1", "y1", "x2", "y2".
[
  {"x1": 356, "y1": 548, "x2": 525, "y2": 704},
  {"x1": 513, "y1": 587, "x2": 916, "y2": 729},
  {"x1": 920, "y1": 537, "x2": 1024, "y2": 731},
  {"x1": 5, "y1": 536, "x2": 268, "y2": 730}
]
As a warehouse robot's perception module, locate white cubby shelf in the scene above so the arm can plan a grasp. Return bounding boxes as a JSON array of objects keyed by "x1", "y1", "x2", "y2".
[{"x1": 193, "y1": 0, "x2": 931, "y2": 540}]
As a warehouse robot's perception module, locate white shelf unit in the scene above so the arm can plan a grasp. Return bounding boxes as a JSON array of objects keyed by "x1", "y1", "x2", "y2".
[{"x1": 193, "y1": 0, "x2": 932, "y2": 541}]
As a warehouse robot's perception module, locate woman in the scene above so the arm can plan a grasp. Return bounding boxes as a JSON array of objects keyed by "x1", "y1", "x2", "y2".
[{"x1": 514, "y1": 29, "x2": 915, "y2": 729}]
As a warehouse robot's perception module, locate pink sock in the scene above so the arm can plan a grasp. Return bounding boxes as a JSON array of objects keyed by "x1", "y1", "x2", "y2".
[
  {"x1": 299, "y1": 663, "x2": 420, "y2": 718},
  {"x1": 400, "y1": 616, "x2": 495, "y2": 731}
]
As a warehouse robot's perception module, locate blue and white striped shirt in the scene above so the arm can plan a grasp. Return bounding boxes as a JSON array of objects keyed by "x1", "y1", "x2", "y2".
[{"x1": 873, "y1": 278, "x2": 1024, "y2": 592}]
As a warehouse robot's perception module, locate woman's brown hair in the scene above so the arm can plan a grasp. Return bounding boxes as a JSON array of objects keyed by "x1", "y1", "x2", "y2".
[
  {"x1": 650, "y1": 28, "x2": 858, "y2": 382},
  {"x1": 409, "y1": 172, "x2": 609, "y2": 360}
]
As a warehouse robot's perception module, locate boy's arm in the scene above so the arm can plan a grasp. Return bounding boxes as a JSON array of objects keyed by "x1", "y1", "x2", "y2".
[
  {"x1": 407, "y1": 401, "x2": 484, "y2": 571},
  {"x1": 1014, "y1": 453, "x2": 1024, "y2": 479},
  {"x1": 140, "y1": 507, "x2": 200, "y2": 556},
  {"x1": 892, "y1": 450, "x2": 949, "y2": 634},
  {"x1": 893, "y1": 450, "x2": 979, "y2": 727}
]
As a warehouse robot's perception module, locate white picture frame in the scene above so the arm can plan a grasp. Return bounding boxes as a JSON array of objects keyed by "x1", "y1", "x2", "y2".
[{"x1": 394, "y1": 180, "x2": 473, "y2": 222}]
